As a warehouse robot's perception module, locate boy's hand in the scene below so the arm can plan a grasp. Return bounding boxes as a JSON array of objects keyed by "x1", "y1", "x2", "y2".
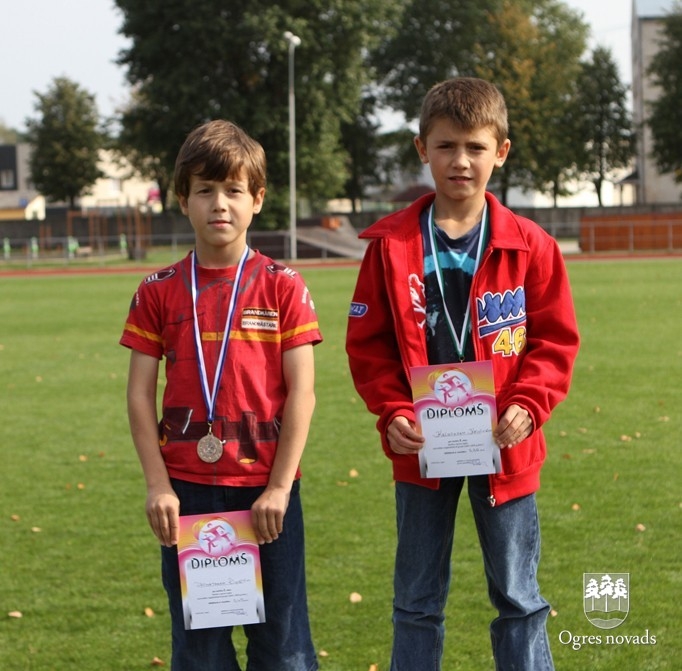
[
  {"x1": 251, "y1": 487, "x2": 290, "y2": 545},
  {"x1": 494, "y1": 404, "x2": 533, "y2": 449},
  {"x1": 146, "y1": 487, "x2": 180, "y2": 547},
  {"x1": 387, "y1": 416, "x2": 425, "y2": 455}
]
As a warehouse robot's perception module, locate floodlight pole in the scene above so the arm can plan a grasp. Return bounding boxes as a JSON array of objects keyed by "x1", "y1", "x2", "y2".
[{"x1": 284, "y1": 30, "x2": 301, "y2": 260}]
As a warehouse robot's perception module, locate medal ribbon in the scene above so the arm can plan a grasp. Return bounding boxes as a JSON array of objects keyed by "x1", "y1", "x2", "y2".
[
  {"x1": 427, "y1": 202, "x2": 488, "y2": 361},
  {"x1": 191, "y1": 246, "x2": 249, "y2": 424}
]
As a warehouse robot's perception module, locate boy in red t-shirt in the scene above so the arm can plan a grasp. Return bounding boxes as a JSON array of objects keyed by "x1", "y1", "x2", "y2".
[{"x1": 121, "y1": 120, "x2": 321, "y2": 670}]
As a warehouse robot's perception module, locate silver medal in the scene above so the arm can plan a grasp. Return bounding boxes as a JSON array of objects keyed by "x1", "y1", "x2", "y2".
[{"x1": 197, "y1": 432, "x2": 224, "y2": 463}]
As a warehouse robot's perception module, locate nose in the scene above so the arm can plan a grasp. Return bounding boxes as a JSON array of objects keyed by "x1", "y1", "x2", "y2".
[
  {"x1": 451, "y1": 148, "x2": 469, "y2": 169},
  {"x1": 212, "y1": 190, "x2": 229, "y2": 211}
]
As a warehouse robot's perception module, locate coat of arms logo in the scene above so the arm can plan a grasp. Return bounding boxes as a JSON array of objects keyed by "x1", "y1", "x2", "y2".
[{"x1": 583, "y1": 573, "x2": 629, "y2": 629}]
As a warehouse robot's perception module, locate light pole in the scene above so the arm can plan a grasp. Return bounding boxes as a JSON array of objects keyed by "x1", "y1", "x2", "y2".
[{"x1": 284, "y1": 30, "x2": 301, "y2": 260}]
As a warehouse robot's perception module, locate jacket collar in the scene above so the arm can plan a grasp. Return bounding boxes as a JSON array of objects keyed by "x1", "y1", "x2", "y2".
[{"x1": 361, "y1": 191, "x2": 530, "y2": 253}]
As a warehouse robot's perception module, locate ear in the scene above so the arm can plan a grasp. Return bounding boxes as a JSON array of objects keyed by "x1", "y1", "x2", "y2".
[
  {"x1": 414, "y1": 135, "x2": 429, "y2": 164},
  {"x1": 252, "y1": 188, "x2": 266, "y2": 214},
  {"x1": 178, "y1": 195, "x2": 189, "y2": 215},
  {"x1": 495, "y1": 139, "x2": 511, "y2": 168}
]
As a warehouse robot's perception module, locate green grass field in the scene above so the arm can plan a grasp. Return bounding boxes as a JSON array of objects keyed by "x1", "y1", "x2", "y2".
[{"x1": 1, "y1": 256, "x2": 680, "y2": 670}]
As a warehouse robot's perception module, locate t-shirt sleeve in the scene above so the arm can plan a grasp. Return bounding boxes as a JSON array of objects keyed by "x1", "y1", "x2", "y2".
[
  {"x1": 278, "y1": 271, "x2": 323, "y2": 351},
  {"x1": 119, "y1": 279, "x2": 165, "y2": 359}
]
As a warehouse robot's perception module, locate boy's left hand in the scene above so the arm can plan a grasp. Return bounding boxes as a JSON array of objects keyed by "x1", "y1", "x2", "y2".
[
  {"x1": 494, "y1": 404, "x2": 533, "y2": 449},
  {"x1": 251, "y1": 487, "x2": 290, "y2": 545}
]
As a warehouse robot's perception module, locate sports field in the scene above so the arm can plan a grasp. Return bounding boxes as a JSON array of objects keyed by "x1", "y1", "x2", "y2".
[{"x1": 0, "y1": 255, "x2": 679, "y2": 670}]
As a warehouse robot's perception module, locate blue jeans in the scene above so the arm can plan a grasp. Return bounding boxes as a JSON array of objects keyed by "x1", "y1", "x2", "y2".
[
  {"x1": 392, "y1": 477, "x2": 554, "y2": 671},
  {"x1": 161, "y1": 479, "x2": 318, "y2": 671}
]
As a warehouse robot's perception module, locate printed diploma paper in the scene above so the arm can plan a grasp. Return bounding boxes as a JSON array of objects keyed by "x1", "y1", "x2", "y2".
[
  {"x1": 178, "y1": 511, "x2": 264, "y2": 630},
  {"x1": 411, "y1": 361, "x2": 502, "y2": 478}
]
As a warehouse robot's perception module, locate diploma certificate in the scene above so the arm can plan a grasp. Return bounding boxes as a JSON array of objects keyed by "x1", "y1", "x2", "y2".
[
  {"x1": 411, "y1": 361, "x2": 502, "y2": 478},
  {"x1": 178, "y1": 510, "x2": 264, "y2": 630}
]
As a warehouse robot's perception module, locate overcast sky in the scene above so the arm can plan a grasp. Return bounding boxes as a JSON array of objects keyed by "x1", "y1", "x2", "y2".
[{"x1": 0, "y1": 0, "x2": 633, "y2": 132}]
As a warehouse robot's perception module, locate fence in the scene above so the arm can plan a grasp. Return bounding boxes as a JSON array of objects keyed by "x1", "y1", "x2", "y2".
[
  {"x1": 0, "y1": 230, "x2": 321, "y2": 268},
  {"x1": 579, "y1": 214, "x2": 682, "y2": 253}
]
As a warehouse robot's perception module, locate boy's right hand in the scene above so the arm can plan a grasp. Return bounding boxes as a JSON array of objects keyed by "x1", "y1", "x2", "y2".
[
  {"x1": 146, "y1": 488, "x2": 180, "y2": 547},
  {"x1": 387, "y1": 416, "x2": 425, "y2": 455}
]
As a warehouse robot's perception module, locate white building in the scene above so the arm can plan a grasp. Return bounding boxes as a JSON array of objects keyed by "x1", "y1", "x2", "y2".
[
  {"x1": 0, "y1": 144, "x2": 159, "y2": 220},
  {"x1": 631, "y1": 0, "x2": 681, "y2": 203}
]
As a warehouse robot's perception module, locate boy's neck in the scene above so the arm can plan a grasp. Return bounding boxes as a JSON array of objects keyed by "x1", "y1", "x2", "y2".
[
  {"x1": 194, "y1": 243, "x2": 250, "y2": 269},
  {"x1": 432, "y1": 195, "x2": 486, "y2": 238}
]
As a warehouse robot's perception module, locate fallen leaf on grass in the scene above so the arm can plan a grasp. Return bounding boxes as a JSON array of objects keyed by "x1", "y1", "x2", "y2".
[
  {"x1": 349, "y1": 592, "x2": 363, "y2": 603},
  {"x1": 635, "y1": 523, "x2": 646, "y2": 532},
  {"x1": 593, "y1": 406, "x2": 601, "y2": 413},
  {"x1": 550, "y1": 609, "x2": 558, "y2": 617},
  {"x1": 150, "y1": 656, "x2": 165, "y2": 666},
  {"x1": 613, "y1": 472, "x2": 619, "y2": 481},
  {"x1": 619, "y1": 435, "x2": 632, "y2": 442},
  {"x1": 571, "y1": 503, "x2": 581, "y2": 511},
  {"x1": 35, "y1": 376, "x2": 43, "y2": 383},
  {"x1": 144, "y1": 607, "x2": 155, "y2": 618},
  {"x1": 561, "y1": 453, "x2": 572, "y2": 460},
  {"x1": 582, "y1": 449, "x2": 596, "y2": 454},
  {"x1": 31, "y1": 527, "x2": 41, "y2": 533},
  {"x1": 336, "y1": 481, "x2": 348, "y2": 487},
  {"x1": 369, "y1": 665, "x2": 379, "y2": 671},
  {"x1": 349, "y1": 469, "x2": 359, "y2": 478},
  {"x1": 10, "y1": 514, "x2": 20, "y2": 522},
  {"x1": 578, "y1": 427, "x2": 588, "y2": 434},
  {"x1": 658, "y1": 416, "x2": 670, "y2": 422},
  {"x1": 8, "y1": 611, "x2": 22, "y2": 618},
  {"x1": 77, "y1": 483, "x2": 86, "y2": 490},
  {"x1": 79, "y1": 455, "x2": 88, "y2": 462},
  {"x1": 318, "y1": 650, "x2": 329, "y2": 658}
]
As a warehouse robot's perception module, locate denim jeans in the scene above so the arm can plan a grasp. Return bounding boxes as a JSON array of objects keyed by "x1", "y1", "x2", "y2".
[
  {"x1": 160, "y1": 478, "x2": 318, "y2": 671},
  {"x1": 391, "y1": 477, "x2": 554, "y2": 671}
]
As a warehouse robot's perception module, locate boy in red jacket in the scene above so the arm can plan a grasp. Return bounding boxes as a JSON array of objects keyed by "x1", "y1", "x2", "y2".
[{"x1": 346, "y1": 78, "x2": 579, "y2": 670}]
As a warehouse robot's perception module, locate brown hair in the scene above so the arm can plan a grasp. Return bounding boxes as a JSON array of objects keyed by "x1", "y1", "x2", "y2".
[
  {"x1": 174, "y1": 120, "x2": 266, "y2": 199},
  {"x1": 418, "y1": 77, "x2": 508, "y2": 147}
]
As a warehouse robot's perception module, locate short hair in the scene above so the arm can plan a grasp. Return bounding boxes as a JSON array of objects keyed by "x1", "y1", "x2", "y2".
[
  {"x1": 418, "y1": 77, "x2": 508, "y2": 147},
  {"x1": 174, "y1": 120, "x2": 267, "y2": 199}
]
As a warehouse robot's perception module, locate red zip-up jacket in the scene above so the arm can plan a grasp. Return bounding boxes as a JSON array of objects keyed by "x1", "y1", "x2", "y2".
[{"x1": 346, "y1": 192, "x2": 580, "y2": 506}]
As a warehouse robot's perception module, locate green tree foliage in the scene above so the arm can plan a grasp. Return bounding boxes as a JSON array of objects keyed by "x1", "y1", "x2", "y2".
[
  {"x1": 574, "y1": 46, "x2": 634, "y2": 205},
  {"x1": 24, "y1": 77, "x2": 103, "y2": 208},
  {"x1": 647, "y1": 5, "x2": 682, "y2": 184},
  {"x1": 371, "y1": 0, "x2": 495, "y2": 119},
  {"x1": 114, "y1": 0, "x2": 399, "y2": 226},
  {"x1": 468, "y1": 0, "x2": 588, "y2": 204},
  {"x1": 371, "y1": 0, "x2": 589, "y2": 205}
]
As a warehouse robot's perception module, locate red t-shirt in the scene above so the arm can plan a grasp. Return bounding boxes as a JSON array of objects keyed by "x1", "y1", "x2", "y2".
[{"x1": 120, "y1": 250, "x2": 322, "y2": 486}]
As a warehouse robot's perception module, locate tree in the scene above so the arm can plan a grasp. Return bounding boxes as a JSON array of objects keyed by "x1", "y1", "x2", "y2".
[
  {"x1": 25, "y1": 77, "x2": 103, "y2": 208},
  {"x1": 573, "y1": 46, "x2": 634, "y2": 205},
  {"x1": 340, "y1": 94, "x2": 383, "y2": 212},
  {"x1": 371, "y1": 0, "x2": 497, "y2": 119},
  {"x1": 370, "y1": 0, "x2": 589, "y2": 205},
  {"x1": 647, "y1": 5, "x2": 682, "y2": 184},
  {"x1": 114, "y1": 0, "x2": 400, "y2": 226}
]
